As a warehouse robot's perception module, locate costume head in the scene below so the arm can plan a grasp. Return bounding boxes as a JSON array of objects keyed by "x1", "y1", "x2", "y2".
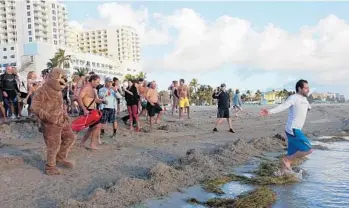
[{"x1": 47, "y1": 68, "x2": 67, "y2": 91}]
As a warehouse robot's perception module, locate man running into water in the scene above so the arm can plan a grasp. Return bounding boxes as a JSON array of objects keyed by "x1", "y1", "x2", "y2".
[
  {"x1": 178, "y1": 79, "x2": 190, "y2": 119},
  {"x1": 77, "y1": 74, "x2": 103, "y2": 150},
  {"x1": 260, "y1": 79, "x2": 313, "y2": 171}
]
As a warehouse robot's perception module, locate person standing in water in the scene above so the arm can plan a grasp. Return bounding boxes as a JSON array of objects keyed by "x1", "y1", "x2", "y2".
[{"x1": 260, "y1": 79, "x2": 313, "y2": 171}]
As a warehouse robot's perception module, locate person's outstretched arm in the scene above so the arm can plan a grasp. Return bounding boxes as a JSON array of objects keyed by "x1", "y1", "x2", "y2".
[{"x1": 269, "y1": 96, "x2": 295, "y2": 114}]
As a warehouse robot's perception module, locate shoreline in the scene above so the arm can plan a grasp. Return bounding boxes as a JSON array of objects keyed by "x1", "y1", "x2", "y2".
[{"x1": 0, "y1": 105, "x2": 348, "y2": 207}]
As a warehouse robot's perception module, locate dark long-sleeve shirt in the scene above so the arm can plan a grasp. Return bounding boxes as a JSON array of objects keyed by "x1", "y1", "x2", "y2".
[
  {"x1": 125, "y1": 85, "x2": 140, "y2": 106},
  {"x1": 0, "y1": 73, "x2": 20, "y2": 92},
  {"x1": 213, "y1": 91, "x2": 230, "y2": 109}
]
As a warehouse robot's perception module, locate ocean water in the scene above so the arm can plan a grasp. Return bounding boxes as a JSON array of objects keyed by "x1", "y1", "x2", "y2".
[{"x1": 141, "y1": 139, "x2": 349, "y2": 208}]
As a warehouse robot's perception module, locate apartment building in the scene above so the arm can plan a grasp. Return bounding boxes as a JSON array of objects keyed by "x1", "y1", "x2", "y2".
[
  {"x1": 0, "y1": 0, "x2": 68, "y2": 72},
  {"x1": 0, "y1": 0, "x2": 142, "y2": 79},
  {"x1": 75, "y1": 26, "x2": 141, "y2": 63}
]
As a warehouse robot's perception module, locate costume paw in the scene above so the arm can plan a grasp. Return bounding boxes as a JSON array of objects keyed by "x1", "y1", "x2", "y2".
[
  {"x1": 45, "y1": 166, "x2": 62, "y2": 175},
  {"x1": 56, "y1": 159, "x2": 75, "y2": 168}
]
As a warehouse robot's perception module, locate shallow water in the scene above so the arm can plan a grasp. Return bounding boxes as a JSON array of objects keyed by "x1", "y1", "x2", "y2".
[{"x1": 142, "y1": 139, "x2": 349, "y2": 208}]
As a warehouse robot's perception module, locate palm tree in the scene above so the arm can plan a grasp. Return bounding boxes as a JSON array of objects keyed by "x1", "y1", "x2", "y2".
[
  {"x1": 124, "y1": 74, "x2": 136, "y2": 81},
  {"x1": 73, "y1": 68, "x2": 89, "y2": 77},
  {"x1": 255, "y1": 90, "x2": 262, "y2": 101},
  {"x1": 46, "y1": 58, "x2": 58, "y2": 69},
  {"x1": 189, "y1": 78, "x2": 199, "y2": 94},
  {"x1": 54, "y1": 49, "x2": 72, "y2": 70},
  {"x1": 136, "y1": 71, "x2": 147, "y2": 79}
]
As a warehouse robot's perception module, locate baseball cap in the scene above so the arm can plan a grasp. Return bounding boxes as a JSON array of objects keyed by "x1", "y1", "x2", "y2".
[
  {"x1": 105, "y1": 77, "x2": 112, "y2": 83},
  {"x1": 220, "y1": 83, "x2": 226, "y2": 88}
]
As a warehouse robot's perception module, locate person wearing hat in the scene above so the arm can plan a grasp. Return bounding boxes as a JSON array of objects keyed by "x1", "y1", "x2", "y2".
[
  {"x1": 98, "y1": 77, "x2": 122, "y2": 138},
  {"x1": 212, "y1": 83, "x2": 235, "y2": 133}
]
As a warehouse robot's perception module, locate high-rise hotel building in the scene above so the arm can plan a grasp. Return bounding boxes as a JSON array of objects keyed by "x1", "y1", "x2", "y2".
[
  {"x1": 0, "y1": 0, "x2": 142, "y2": 79},
  {"x1": 71, "y1": 26, "x2": 141, "y2": 64}
]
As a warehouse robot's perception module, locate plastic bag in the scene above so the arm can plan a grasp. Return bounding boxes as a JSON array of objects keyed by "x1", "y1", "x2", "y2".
[{"x1": 21, "y1": 104, "x2": 29, "y2": 117}]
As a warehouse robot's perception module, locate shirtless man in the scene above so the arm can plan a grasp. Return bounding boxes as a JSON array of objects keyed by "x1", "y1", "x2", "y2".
[
  {"x1": 146, "y1": 81, "x2": 162, "y2": 128},
  {"x1": 260, "y1": 79, "x2": 313, "y2": 172},
  {"x1": 77, "y1": 74, "x2": 103, "y2": 150},
  {"x1": 178, "y1": 79, "x2": 190, "y2": 119}
]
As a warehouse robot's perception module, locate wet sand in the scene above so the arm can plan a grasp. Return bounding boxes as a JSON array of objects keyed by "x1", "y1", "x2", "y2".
[{"x1": 0, "y1": 104, "x2": 348, "y2": 208}]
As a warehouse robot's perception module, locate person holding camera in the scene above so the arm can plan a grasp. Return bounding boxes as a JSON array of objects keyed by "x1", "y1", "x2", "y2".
[{"x1": 212, "y1": 83, "x2": 235, "y2": 133}]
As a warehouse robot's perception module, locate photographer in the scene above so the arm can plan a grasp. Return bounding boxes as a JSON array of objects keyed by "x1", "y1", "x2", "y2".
[{"x1": 212, "y1": 83, "x2": 235, "y2": 133}]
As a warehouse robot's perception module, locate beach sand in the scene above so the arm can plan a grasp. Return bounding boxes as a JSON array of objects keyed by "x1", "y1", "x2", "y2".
[{"x1": 0, "y1": 104, "x2": 348, "y2": 208}]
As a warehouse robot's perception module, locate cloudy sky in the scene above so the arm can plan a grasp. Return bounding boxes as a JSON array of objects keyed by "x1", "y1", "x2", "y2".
[{"x1": 63, "y1": 1, "x2": 349, "y2": 96}]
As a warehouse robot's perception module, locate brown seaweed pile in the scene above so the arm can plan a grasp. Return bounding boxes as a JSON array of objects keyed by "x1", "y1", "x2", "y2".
[{"x1": 187, "y1": 186, "x2": 276, "y2": 208}]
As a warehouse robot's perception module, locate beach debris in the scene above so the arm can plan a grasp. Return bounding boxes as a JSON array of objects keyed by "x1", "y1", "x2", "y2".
[
  {"x1": 273, "y1": 133, "x2": 286, "y2": 142},
  {"x1": 187, "y1": 186, "x2": 276, "y2": 208},
  {"x1": 316, "y1": 136, "x2": 348, "y2": 143}
]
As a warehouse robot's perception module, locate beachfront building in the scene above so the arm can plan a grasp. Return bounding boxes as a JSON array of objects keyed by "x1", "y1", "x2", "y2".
[
  {"x1": 0, "y1": 0, "x2": 69, "y2": 73},
  {"x1": 263, "y1": 91, "x2": 279, "y2": 104},
  {"x1": 0, "y1": 0, "x2": 142, "y2": 79},
  {"x1": 74, "y1": 26, "x2": 141, "y2": 64}
]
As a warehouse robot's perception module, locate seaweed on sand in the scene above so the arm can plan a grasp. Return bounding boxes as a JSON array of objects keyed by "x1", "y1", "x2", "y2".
[
  {"x1": 203, "y1": 176, "x2": 234, "y2": 194},
  {"x1": 202, "y1": 159, "x2": 301, "y2": 194},
  {"x1": 187, "y1": 186, "x2": 276, "y2": 208}
]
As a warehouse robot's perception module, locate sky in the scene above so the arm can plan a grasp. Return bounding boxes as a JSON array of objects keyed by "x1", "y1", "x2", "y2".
[{"x1": 61, "y1": 1, "x2": 349, "y2": 97}]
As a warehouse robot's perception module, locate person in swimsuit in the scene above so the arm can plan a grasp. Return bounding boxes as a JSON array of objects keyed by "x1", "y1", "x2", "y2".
[
  {"x1": 77, "y1": 74, "x2": 103, "y2": 150},
  {"x1": 260, "y1": 79, "x2": 313, "y2": 171},
  {"x1": 146, "y1": 81, "x2": 163, "y2": 128},
  {"x1": 178, "y1": 79, "x2": 190, "y2": 119}
]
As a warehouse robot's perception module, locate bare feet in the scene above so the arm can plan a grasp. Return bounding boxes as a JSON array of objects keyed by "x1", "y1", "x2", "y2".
[
  {"x1": 282, "y1": 157, "x2": 292, "y2": 171},
  {"x1": 155, "y1": 120, "x2": 160, "y2": 124},
  {"x1": 88, "y1": 145, "x2": 99, "y2": 150},
  {"x1": 45, "y1": 166, "x2": 62, "y2": 175}
]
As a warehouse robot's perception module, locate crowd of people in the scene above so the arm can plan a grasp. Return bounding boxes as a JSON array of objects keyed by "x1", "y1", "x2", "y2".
[{"x1": 0, "y1": 66, "x2": 43, "y2": 122}]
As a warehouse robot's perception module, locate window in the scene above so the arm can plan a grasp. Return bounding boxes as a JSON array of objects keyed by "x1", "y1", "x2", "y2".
[
  {"x1": 3, "y1": 48, "x2": 6, "y2": 51},
  {"x1": 29, "y1": 37, "x2": 32, "y2": 42},
  {"x1": 27, "y1": 0, "x2": 30, "y2": 3},
  {"x1": 52, "y1": 4, "x2": 55, "y2": 8},
  {"x1": 52, "y1": 10, "x2": 56, "y2": 15},
  {"x1": 27, "y1": 18, "x2": 31, "y2": 22},
  {"x1": 52, "y1": 16, "x2": 56, "y2": 20},
  {"x1": 10, "y1": 55, "x2": 15, "y2": 58},
  {"x1": 53, "y1": 28, "x2": 56, "y2": 32},
  {"x1": 10, "y1": 47, "x2": 14, "y2": 50},
  {"x1": 28, "y1": 24, "x2": 31, "y2": 29},
  {"x1": 3, "y1": 56, "x2": 7, "y2": 59},
  {"x1": 27, "y1": 5, "x2": 30, "y2": 10},
  {"x1": 54, "y1": 40, "x2": 57, "y2": 45},
  {"x1": 27, "y1": 11, "x2": 30, "y2": 16},
  {"x1": 53, "y1": 22, "x2": 56, "y2": 26},
  {"x1": 28, "y1": 31, "x2": 32, "y2": 35},
  {"x1": 10, "y1": 63, "x2": 16, "y2": 66},
  {"x1": 53, "y1": 34, "x2": 57, "y2": 39}
]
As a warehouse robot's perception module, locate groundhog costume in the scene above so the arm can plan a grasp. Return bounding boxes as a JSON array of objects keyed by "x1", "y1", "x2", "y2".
[{"x1": 31, "y1": 68, "x2": 76, "y2": 175}]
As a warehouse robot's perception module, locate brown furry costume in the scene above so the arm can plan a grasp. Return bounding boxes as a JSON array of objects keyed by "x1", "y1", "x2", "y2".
[{"x1": 31, "y1": 68, "x2": 76, "y2": 175}]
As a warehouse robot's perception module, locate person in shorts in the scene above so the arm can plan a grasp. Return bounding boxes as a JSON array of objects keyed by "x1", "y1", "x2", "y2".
[
  {"x1": 260, "y1": 79, "x2": 313, "y2": 171},
  {"x1": 212, "y1": 83, "x2": 234, "y2": 133},
  {"x1": 146, "y1": 81, "x2": 162, "y2": 128},
  {"x1": 99, "y1": 77, "x2": 120, "y2": 137}
]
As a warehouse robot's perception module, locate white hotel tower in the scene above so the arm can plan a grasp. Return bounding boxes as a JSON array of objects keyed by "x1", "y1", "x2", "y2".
[{"x1": 0, "y1": 0, "x2": 142, "y2": 81}]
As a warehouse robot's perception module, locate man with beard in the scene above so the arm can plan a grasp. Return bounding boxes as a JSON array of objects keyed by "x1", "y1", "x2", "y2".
[{"x1": 260, "y1": 79, "x2": 313, "y2": 172}]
